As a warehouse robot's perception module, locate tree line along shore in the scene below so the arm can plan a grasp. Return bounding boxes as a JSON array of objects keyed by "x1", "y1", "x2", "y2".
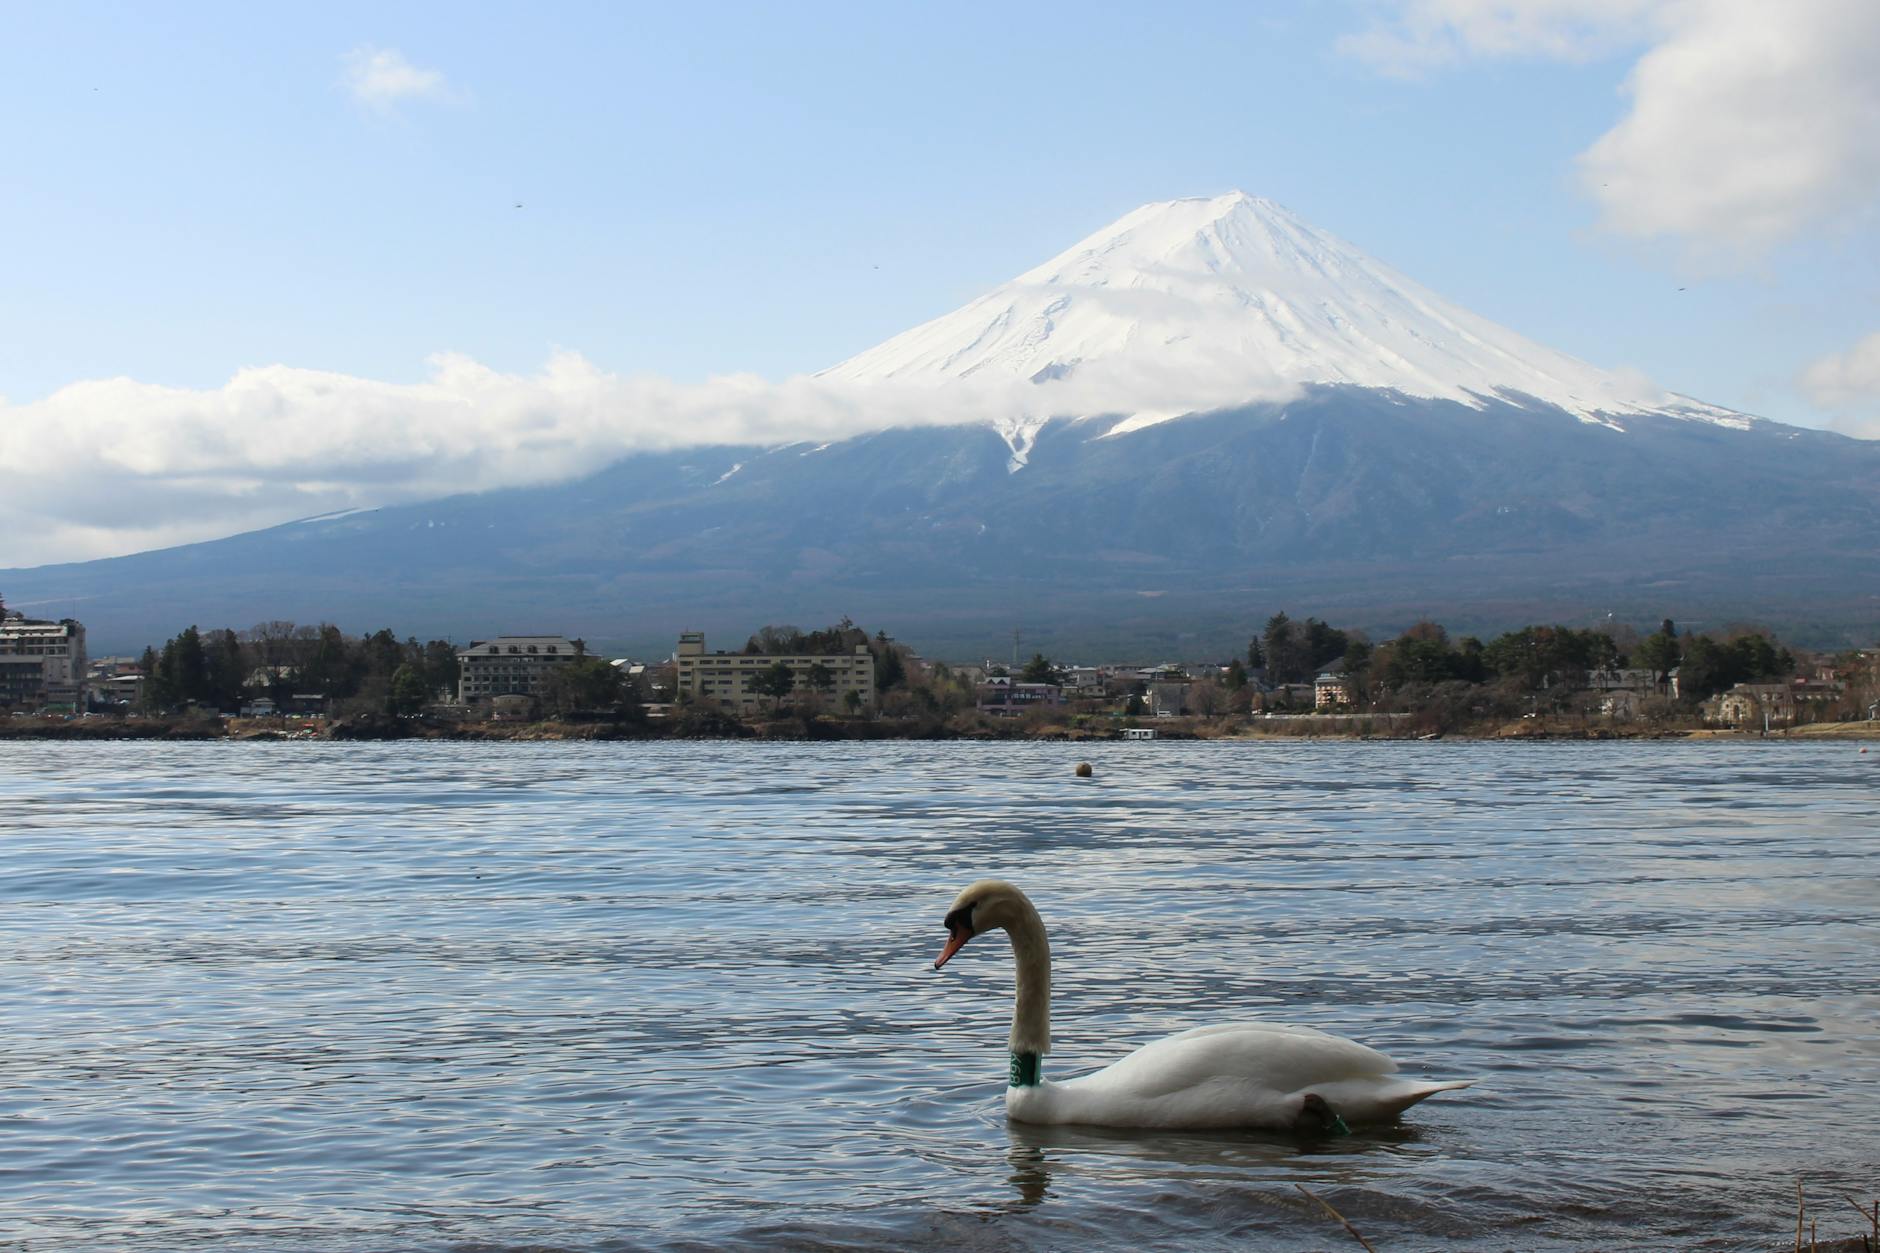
[{"x1": 5, "y1": 610, "x2": 1876, "y2": 742}]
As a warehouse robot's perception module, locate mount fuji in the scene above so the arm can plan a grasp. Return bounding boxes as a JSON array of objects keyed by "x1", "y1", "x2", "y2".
[
  {"x1": 824, "y1": 192, "x2": 1744, "y2": 452},
  {"x1": 6, "y1": 193, "x2": 1877, "y2": 656}
]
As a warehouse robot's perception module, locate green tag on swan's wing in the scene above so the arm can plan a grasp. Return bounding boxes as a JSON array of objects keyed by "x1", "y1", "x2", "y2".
[
  {"x1": 1329, "y1": 1112, "x2": 1351, "y2": 1136},
  {"x1": 1009, "y1": 1051, "x2": 1042, "y2": 1088}
]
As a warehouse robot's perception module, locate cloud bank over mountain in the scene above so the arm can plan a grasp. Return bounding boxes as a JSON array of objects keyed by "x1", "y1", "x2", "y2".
[{"x1": 0, "y1": 348, "x2": 1312, "y2": 568}]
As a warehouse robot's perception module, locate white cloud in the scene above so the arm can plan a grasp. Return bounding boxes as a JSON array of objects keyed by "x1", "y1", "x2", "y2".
[
  {"x1": 0, "y1": 352, "x2": 1303, "y2": 568},
  {"x1": 1577, "y1": 1, "x2": 1880, "y2": 258},
  {"x1": 1799, "y1": 331, "x2": 1880, "y2": 440},
  {"x1": 1337, "y1": 0, "x2": 1658, "y2": 74},
  {"x1": 1342, "y1": 1, "x2": 1880, "y2": 259},
  {"x1": 340, "y1": 45, "x2": 453, "y2": 112}
]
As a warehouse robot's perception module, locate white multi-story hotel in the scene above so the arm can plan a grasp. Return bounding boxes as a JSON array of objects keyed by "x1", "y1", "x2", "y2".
[
  {"x1": 674, "y1": 631, "x2": 875, "y2": 713},
  {"x1": 456, "y1": 635, "x2": 584, "y2": 707},
  {"x1": 0, "y1": 615, "x2": 88, "y2": 710}
]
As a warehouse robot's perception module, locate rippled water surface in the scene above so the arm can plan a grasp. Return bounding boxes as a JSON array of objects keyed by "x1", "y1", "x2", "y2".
[{"x1": 2, "y1": 740, "x2": 1876, "y2": 1251}]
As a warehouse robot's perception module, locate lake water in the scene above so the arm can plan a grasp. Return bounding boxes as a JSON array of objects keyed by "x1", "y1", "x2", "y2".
[{"x1": 1, "y1": 740, "x2": 1875, "y2": 1251}]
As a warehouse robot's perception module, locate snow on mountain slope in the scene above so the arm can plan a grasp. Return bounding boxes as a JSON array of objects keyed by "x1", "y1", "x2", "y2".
[{"x1": 820, "y1": 192, "x2": 1748, "y2": 462}]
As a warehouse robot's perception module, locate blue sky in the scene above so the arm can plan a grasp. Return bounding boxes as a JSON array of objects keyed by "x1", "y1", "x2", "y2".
[{"x1": 2, "y1": 1, "x2": 1877, "y2": 565}]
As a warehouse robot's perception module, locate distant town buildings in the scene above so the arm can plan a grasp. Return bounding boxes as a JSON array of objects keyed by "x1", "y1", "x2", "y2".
[
  {"x1": 1711, "y1": 682, "x2": 1796, "y2": 728},
  {"x1": 674, "y1": 631, "x2": 876, "y2": 714},
  {"x1": 976, "y1": 675, "x2": 1065, "y2": 716},
  {"x1": 2, "y1": 602, "x2": 1869, "y2": 735},
  {"x1": 1584, "y1": 668, "x2": 1666, "y2": 721},
  {"x1": 1587, "y1": 668, "x2": 1663, "y2": 693},
  {"x1": 1704, "y1": 675, "x2": 1850, "y2": 728},
  {"x1": 87, "y1": 656, "x2": 146, "y2": 708},
  {"x1": 1146, "y1": 680, "x2": 1190, "y2": 718},
  {"x1": 0, "y1": 614, "x2": 88, "y2": 711},
  {"x1": 456, "y1": 635, "x2": 584, "y2": 709}
]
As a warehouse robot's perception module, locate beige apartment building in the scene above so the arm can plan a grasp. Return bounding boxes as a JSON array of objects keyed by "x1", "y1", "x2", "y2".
[
  {"x1": 456, "y1": 635, "x2": 583, "y2": 708},
  {"x1": 0, "y1": 615, "x2": 88, "y2": 710},
  {"x1": 675, "y1": 631, "x2": 875, "y2": 713}
]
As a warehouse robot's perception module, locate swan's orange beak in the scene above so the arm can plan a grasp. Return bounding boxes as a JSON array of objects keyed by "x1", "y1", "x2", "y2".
[{"x1": 934, "y1": 926, "x2": 972, "y2": 970}]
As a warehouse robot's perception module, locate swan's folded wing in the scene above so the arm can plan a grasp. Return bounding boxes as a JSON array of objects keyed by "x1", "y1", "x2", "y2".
[{"x1": 1076, "y1": 1022, "x2": 1398, "y2": 1101}]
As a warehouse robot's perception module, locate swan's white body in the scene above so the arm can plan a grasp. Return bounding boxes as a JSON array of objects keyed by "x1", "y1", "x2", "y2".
[
  {"x1": 1005, "y1": 1021, "x2": 1470, "y2": 1129},
  {"x1": 935, "y1": 880, "x2": 1472, "y2": 1131}
]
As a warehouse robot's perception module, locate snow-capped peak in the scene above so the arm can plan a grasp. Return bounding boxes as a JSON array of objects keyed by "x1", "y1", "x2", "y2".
[{"x1": 820, "y1": 191, "x2": 1748, "y2": 452}]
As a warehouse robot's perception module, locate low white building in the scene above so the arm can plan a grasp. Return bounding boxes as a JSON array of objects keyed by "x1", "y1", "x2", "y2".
[
  {"x1": 1587, "y1": 668, "x2": 1662, "y2": 693},
  {"x1": 87, "y1": 656, "x2": 146, "y2": 708},
  {"x1": 977, "y1": 675, "x2": 1064, "y2": 716},
  {"x1": 1314, "y1": 672, "x2": 1353, "y2": 708}
]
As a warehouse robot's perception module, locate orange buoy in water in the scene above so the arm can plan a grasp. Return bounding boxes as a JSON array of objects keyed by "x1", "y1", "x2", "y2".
[{"x1": 1075, "y1": 762, "x2": 1093, "y2": 778}]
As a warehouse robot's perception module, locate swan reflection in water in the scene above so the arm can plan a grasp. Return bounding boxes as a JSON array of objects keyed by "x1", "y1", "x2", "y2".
[{"x1": 996, "y1": 1114, "x2": 1429, "y2": 1211}]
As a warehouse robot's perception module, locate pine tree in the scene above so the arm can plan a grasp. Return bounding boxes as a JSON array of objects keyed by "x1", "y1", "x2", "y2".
[
  {"x1": 1635, "y1": 621, "x2": 1681, "y2": 682},
  {"x1": 1019, "y1": 653, "x2": 1061, "y2": 684},
  {"x1": 389, "y1": 665, "x2": 430, "y2": 716},
  {"x1": 873, "y1": 635, "x2": 905, "y2": 691},
  {"x1": 749, "y1": 660, "x2": 796, "y2": 712}
]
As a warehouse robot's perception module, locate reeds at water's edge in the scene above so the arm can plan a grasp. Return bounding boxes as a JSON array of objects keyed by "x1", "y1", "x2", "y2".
[{"x1": 1792, "y1": 1180, "x2": 1876, "y2": 1253}]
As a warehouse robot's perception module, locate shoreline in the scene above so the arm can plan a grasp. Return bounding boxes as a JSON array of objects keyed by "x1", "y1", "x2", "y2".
[{"x1": 4, "y1": 714, "x2": 1877, "y2": 744}]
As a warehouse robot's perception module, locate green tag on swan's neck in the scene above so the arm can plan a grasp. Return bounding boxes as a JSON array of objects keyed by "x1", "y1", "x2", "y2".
[{"x1": 1009, "y1": 1051, "x2": 1042, "y2": 1088}]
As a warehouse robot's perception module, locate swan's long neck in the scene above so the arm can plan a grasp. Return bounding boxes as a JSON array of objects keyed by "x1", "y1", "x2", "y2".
[{"x1": 1003, "y1": 897, "x2": 1051, "y2": 1068}]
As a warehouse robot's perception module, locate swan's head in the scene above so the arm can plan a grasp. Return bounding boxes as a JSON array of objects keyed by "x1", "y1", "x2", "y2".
[{"x1": 933, "y1": 878, "x2": 1031, "y2": 970}]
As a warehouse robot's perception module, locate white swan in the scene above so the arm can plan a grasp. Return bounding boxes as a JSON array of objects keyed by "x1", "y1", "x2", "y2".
[{"x1": 933, "y1": 879, "x2": 1473, "y2": 1131}]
